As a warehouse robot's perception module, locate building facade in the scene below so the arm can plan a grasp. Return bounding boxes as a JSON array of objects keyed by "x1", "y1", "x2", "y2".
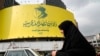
[
  {"x1": 0, "y1": 0, "x2": 20, "y2": 10},
  {"x1": 0, "y1": 0, "x2": 77, "y2": 55},
  {"x1": 0, "y1": 0, "x2": 4, "y2": 10}
]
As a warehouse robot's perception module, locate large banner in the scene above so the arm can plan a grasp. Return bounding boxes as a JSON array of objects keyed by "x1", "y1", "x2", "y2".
[{"x1": 0, "y1": 5, "x2": 76, "y2": 40}]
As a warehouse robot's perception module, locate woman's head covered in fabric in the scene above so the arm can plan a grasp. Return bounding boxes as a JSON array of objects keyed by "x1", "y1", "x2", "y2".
[{"x1": 58, "y1": 21, "x2": 76, "y2": 36}]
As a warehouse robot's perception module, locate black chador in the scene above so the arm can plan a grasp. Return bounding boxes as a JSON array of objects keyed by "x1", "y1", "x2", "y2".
[{"x1": 56, "y1": 21, "x2": 96, "y2": 56}]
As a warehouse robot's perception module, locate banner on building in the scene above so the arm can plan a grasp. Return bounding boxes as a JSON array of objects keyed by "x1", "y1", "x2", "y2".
[{"x1": 0, "y1": 5, "x2": 76, "y2": 40}]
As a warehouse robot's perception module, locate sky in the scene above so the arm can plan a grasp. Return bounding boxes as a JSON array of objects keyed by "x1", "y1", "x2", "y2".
[{"x1": 62, "y1": 0, "x2": 100, "y2": 36}]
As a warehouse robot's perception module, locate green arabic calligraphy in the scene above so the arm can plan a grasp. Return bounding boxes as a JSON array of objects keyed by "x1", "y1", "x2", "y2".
[{"x1": 23, "y1": 20, "x2": 57, "y2": 27}]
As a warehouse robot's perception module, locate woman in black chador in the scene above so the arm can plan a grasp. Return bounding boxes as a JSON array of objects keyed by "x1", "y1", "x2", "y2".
[{"x1": 52, "y1": 21, "x2": 96, "y2": 56}]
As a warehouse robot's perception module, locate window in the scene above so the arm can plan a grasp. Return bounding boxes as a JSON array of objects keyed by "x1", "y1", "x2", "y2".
[
  {"x1": 26, "y1": 50, "x2": 34, "y2": 56},
  {"x1": 6, "y1": 50, "x2": 27, "y2": 56},
  {"x1": 15, "y1": 0, "x2": 45, "y2": 4},
  {"x1": 0, "y1": 52, "x2": 5, "y2": 56}
]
